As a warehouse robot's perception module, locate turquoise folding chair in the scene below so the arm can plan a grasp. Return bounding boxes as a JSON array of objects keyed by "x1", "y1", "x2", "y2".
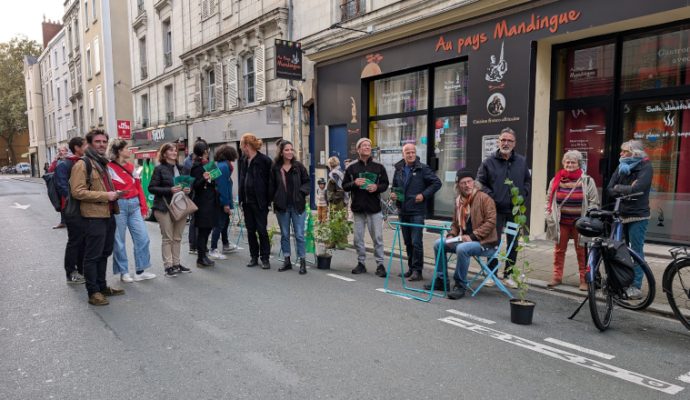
[{"x1": 465, "y1": 221, "x2": 519, "y2": 299}]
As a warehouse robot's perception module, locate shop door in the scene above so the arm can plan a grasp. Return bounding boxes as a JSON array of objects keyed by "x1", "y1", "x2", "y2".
[
  {"x1": 432, "y1": 114, "x2": 468, "y2": 217},
  {"x1": 329, "y1": 125, "x2": 348, "y2": 166}
]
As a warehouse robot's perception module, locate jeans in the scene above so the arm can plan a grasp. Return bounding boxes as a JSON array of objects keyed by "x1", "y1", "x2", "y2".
[
  {"x1": 276, "y1": 206, "x2": 306, "y2": 258},
  {"x1": 433, "y1": 239, "x2": 496, "y2": 286},
  {"x1": 623, "y1": 219, "x2": 648, "y2": 289},
  {"x1": 64, "y1": 215, "x2": 86, "y2": 278},
  {"x1": 400, "y1": 214, "x2": 425, "y2": 272},
  {"x1": 243, "y1": 203, "x2": 270, "y2": 261},
  {"x1": 211, "y1": 208, "x2": 230, "y2": 250},
  {"x1": 113, "y1": 197, "x2": 151, "y2": 275},
  {"x1": 155, "y1": 210, "x2": 186, "y2": 268},
  {"x1": 491, "y1": 213, "x2": 517, "y2": 278},
  {"x1": 83, "y1": 216, "x2": 116, "y2": 296},
  {"x1": 353, "y1": 212, "x2": 384, "y2": 265}
]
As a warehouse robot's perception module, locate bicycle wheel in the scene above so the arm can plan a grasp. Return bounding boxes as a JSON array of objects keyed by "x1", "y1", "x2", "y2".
[
  {"x1": 664, "y1": 258, "x2": 690, "y2": 330},
  {"x1": 588, "y1": 250, "x2": 613, "y2": 331},
  {"x1": 615, "y1": 252, "x2": 656, "y2": 311}
]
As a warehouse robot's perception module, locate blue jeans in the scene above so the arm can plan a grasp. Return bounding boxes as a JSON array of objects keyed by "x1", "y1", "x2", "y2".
[
  {"x1": 400, "y1": 214, "x2": 425, "y2": 272},
  {"x1": 623, "y1": 219, "x2": 648, "y2": 289},
  {"x1": 434, "y1": 239, "x2": 496, "y2": 286},
  {"x1": 113, "y1": 197, "x2": 152, "y2": 274},
  {"x1": 276, "y1": 206, "x2": 306, "y2": 258},
  {"x1": 211, "y1": 208, "x2": 230, "y2": 250}
]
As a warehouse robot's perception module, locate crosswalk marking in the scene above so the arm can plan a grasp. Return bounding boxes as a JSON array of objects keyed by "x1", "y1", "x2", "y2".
[{"x1": 326, "y1": 273, "x2": 355, "y2": 282}]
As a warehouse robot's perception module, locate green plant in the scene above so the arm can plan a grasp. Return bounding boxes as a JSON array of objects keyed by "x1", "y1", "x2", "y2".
[
  {"x1": 268, "y1": 225, "x2": 279, "y2": 245},
  {"x1": 505, "y1": 178, "x2": 532, "y2": 302},
  {"x1": 315, "y1": 207, "x2": 352, "y2": 255}
]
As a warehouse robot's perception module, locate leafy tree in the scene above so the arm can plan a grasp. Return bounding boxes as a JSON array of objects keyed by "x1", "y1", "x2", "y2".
[{"x1": 0, "y1": 36, "x2": 42, "y2": 163}]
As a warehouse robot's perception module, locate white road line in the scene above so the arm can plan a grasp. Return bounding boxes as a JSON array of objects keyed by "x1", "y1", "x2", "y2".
[
  {"x1": 439, "y1": 316, "x2": 684, "y2": 395},
  {"x1": 544, "y1": 338, "x2": 615, "y2": 360},
  {"x1": 678, "y1": 372, "x2": 690, "y2": 384},
  {"x1": 446, "y1": 309, "x2": 496, "y2": 325},
  {"x1": 326, "y1": 273, "x2": 355, "y2": 282},
  {"x1": 376, "y1": 288, "x2": 411, "y2": 300}
]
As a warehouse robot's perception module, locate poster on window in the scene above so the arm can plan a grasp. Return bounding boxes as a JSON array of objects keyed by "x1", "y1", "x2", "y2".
[{"x1": 562, "y1": 108, "x2": 607, "y2": 187}]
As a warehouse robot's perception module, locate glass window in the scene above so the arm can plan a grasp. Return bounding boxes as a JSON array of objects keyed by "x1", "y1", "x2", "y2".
[
  {"x1": 432, "y1": 115, "x2": 467, "y2": 217},
  {"x1": 369, "y1": 70, "x2": 428, "y2": 116},
  {"x1": 369, "y1": 116, "x2": 427, "y2": 182},
  {"x1": 554, "y1": 107, "x2": 608, "y2": 188},
  {"x1": 555, "y1": 42, "x2": 615, "y2": 99},
  {"x1": 434, "y1": 62, "x2": 468, "y2": 107},
  {"x1": 622, "y1": 27, "x2": 690, "y2": 92},
  {"x1": 207, "y1": 69, "x2": 215, "y2": 112},
  {"x1": 244, "y1": 56, "x2": 255, "y2": 104}
]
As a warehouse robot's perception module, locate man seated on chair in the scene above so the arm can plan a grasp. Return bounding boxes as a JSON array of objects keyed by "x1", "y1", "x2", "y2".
[{"x1": 427, "y1": 169, "x2": 498, "y2": 300}]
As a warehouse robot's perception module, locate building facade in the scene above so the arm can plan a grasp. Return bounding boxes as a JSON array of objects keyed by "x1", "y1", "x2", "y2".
[
  {"x1": 23, "y1": 55, "x2": 47, "y2": 176},
  {"x1": 64, "y1": 0, "x2": 86, "y2": 142}
]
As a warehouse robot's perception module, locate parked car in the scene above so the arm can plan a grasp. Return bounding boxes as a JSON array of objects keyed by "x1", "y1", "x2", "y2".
[
  {"x1": 15, "y1": 163, "x2": 30, "y2": 174},
  {"x1": 1, "y1": 165, "x2": 16, "y2": 174}
]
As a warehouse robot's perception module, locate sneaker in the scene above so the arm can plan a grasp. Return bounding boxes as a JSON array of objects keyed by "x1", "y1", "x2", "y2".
[
  {"x1": 448, "y1": 284, "x2": 467, "y2": 300},
  {"x1": 188, "y1": 249, "x2": 197, "y2": 255},
  {"x1": 120, "y1": 273, "x2": 134, "y2": 283},
  {"x1": 625, "y1": 286, "x2": 643, "y2": 300},
  {"x1": 222, "y1": 243, "x2": 238, "y2": 254},
  {"x1": 351, "y1": 263, "x2": 366, "y2": 274},
  {"x1": 209, "y1": 249, "x2": 227, "y2": 260},
  {"x1": 133, "y1": 271, "x2": 156, "y2": 281},
  {"x1": 88, "y1": 292, "x2": 109, "y2": 306},
  {"x1": 483, "y1": 279, "x2": 496, "y2": 288},
  {"x1": 66, "y1": 271, "x2": 85, "y2": 285},
  {"x1": 503, "y1": 277, "x2": 518, "y2": 289},
  {"x1": 375, "y1": 265, "x2": 387, "y2": 278},
  {"x1": 102, "y1": 286, "x2": 125, "y2": 296},
  {"x1": 164, "y1": 267, "x2": 178, "y2": 277},
  {"x1": 174, "y1": 265, "x2": 191, "y2": 273}
]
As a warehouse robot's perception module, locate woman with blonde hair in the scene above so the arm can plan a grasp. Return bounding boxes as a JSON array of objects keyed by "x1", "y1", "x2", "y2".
[
  {"x1": 545, "y1": 150, "x2": 599, "y2": 290},
  {"x1": 326, "y1": 156, "x2": 345, "y2": 210}
]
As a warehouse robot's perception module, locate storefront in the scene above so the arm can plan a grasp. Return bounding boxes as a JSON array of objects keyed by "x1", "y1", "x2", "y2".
[
  {"x1": 131, "y1": 123, "x2": 188, "y2": 165},
  {"x1": 313, "y1": 0, "x2": 690, "y2": 244}
]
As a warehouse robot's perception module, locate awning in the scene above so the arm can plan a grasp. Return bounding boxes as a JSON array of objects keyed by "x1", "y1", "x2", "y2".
[{"x1": 20, "y1": 152, "x2": 30, "y2": 158}]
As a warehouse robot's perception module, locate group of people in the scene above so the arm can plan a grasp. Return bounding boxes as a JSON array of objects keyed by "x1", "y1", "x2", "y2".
[{"x1": 52, "y1": 125, "x2": 652, "y2": 306}]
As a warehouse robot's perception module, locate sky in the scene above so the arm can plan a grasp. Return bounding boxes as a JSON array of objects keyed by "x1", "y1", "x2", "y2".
[{"x1": 0, "y1": 0, "x2": 66, "y2": 45}]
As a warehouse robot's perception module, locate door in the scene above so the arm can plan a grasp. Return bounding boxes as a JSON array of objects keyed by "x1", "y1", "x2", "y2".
[
  {"x1": 431, "y1": 114, "x2": 468, "y2": 217},
  {"x1": 329, "y1": 124, "x2": 348, "y2": 167}
]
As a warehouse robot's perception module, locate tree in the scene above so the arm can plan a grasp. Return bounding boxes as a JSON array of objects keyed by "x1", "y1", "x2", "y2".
[{"x1": 0, "y1": 36, "x2": 42, "y2": 164}]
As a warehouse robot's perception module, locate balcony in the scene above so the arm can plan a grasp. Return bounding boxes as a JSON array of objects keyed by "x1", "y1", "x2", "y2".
[
  {"x1": 166, "y1": 112, "x2": 174, "y2": 123},
  {"x1": 339, "y1": 0, "x2": 365, "y2": 22},
  {"x1": 164, "y1": 52, "x2": 172, "y2": 68}
]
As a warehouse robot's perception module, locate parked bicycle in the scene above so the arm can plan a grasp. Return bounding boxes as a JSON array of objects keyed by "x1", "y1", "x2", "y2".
[
  {"x1": 569, "y1": 192, "x2": 656, "y2": 331},
  {"x1": 380, "y1": 192, "x2": 398, "y2": 230},
  {"x1": 663, "y1": 246, "x2": 690, "y2": 330}
]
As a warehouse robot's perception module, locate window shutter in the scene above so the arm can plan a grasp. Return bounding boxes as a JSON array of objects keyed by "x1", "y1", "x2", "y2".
[
  {"x1": 192, "y1": 71, "x2": 201, "y2": 116},
  {"x1": 93, "y1": 38, "x2": 100, "y2": 74},
  {"x1": 254, "y1": 45, "x2": 265, "y2": 103},
  {"x1": 226, "y1": 57, "x2": 237, "y2": 109},
  {"x1": 214, "y1": 62, "x2": 224, "y2": 111},
  {"x1": 201, "y1": 0, "x2": 209, "y2": 19}
]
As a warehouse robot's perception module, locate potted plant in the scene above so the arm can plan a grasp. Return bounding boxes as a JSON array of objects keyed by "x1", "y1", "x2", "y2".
[
  {"x1": 315, "y1": 207, "x2": 352, "y2": 269},
  {"x1": 505, "y1": 178, "x2": 535, "y2": 325}
]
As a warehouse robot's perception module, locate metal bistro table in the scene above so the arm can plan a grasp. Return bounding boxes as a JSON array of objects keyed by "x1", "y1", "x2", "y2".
[{"x1": 383, "y1": 221, "x2": 450, "y2": 302}]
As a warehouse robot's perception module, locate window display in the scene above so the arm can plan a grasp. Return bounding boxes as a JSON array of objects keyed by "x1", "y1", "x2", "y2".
[{"x1": 369, "y1": 70, "x2": 428, "y2": 116}]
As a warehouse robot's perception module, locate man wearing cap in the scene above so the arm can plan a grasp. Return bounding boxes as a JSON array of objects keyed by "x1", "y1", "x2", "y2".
[
  {"x1": 427, "y1": 170, "x2": 498, "y2": 299},
  {"x1": 391, "y1": 143, "x2": 441, "y2": 281},
  {"x1": 342, "y1": 138, "x2": 390, "y2": 277}
]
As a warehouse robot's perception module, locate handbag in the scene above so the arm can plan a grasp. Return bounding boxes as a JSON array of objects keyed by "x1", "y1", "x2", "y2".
[
  {"x1": 166, "y1": 191, "x2": 198, "y2": 221},
  {"x1": 545, "y1": 178, "x2": 581, "y2": 242}
]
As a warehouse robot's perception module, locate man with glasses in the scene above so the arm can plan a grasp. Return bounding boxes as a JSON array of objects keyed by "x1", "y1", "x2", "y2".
[{"x1": 476, "y1": 127, "x2": 531, "y2": 288}]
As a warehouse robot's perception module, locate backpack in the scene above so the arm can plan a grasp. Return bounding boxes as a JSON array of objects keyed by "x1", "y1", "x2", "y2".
[
  {"x1": 42, "y1": 172, "x2": 61, "y2": 212},
  {"x1": 64, "y1": 157, "x2": 92, "y2": 217},
  {"x1": 603, "y1": 240, "x2": 635, "y2": 293}
]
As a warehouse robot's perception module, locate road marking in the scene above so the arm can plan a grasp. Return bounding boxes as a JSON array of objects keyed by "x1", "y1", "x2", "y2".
[
  {"x1": 445, "y1": 309, "x2": 496, "y2": 325},
  {"x1": 10, "y1": 202, "x2": 30, "y2": 210},
  {"x1": 376, "y1": 288, "x2": 411, "y2": 300},
  {"x1": 439, "y1": 316, "x2": 684, "y2": 395},
  {"x1": 326, "y1": 273, "x2": 355, "y2": 282},
  {"x1": 678, "y1": 372, "x2": 690, "y2": 384},
  {"x1": 544, "y1": 338, "x2": 615, "y2": 360}
]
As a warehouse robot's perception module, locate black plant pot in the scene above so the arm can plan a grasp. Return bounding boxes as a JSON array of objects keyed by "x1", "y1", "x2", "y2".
[
  {"x1": 510, "y1": 299, "x2": 536, "y2": 325},
  {"x1": 316, "y1": 254, "x2": 332, "y2": 270}
]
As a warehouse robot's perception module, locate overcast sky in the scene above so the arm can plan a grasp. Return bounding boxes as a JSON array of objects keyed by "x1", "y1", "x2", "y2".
[{"x1": 1, "y1": 1, "x2": 65, "y2": 45}]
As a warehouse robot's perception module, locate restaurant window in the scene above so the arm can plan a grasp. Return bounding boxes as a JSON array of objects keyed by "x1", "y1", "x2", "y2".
[{"x1": 554, "y1": 41, "x2": 615, "y2": 100}]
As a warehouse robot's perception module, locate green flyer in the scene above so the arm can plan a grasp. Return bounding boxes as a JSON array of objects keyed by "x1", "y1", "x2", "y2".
[
  {"x1": 174, "y1": 175, "x2": 195, "y2": 188},
  {"x1": 359, "y1": 172, "x2": 378, "y2": 189},
  {"x1": 203, "y1": 161, "x2": 223, "y2": 180}
]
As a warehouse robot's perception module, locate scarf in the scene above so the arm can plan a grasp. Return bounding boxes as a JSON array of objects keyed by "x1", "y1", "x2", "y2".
[
  {"x1": 618, "y1": 156, "x2": 644, "y2": 175},
  {"x1": 547, "y1": 168, "x2": 583, "y2": 211},
  {"x1": 85, "y1": 147, "x2": 116, "y2": 192},
  {"x1": 456, "y1": 188, "x2": 477, "y2": 231}
]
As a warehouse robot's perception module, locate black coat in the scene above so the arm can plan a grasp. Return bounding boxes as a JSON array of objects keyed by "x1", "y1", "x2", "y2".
[
  {"x1": 238, "y1": 151, "x2": 272, "y2": 210},
  {"x1": 342, "y1": 158, "x2": 389, "y2": 214},
  {"x1": 476, "y1": 150, "x2": 531, "y2": 215},
  {"x1": 148, "y1": 161, "x2": 184, "y2": 213},
  {"x1": 607, "y1": 159, "x2": 653, "y2": 218},
  {"x1": 268, "y1": 161, "x2": 310, "y2": 213},
  {"x1": 190, "y1": 161, "x2": 219, "y2": 228},
  {"x1": 391, "y1": 158, "x2": 442, "y2": 216}
]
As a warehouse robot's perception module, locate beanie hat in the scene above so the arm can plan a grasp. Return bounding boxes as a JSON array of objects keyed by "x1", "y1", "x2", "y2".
[
  {"x1": 455, "y1": 169, "x2": 474, "y2": 182},
  {"x1": 317, "y1": 178, "x2": 326, "y2": 184},
  {"x1": 356, "y1": 138, "x2": 372, "y2": 149}
]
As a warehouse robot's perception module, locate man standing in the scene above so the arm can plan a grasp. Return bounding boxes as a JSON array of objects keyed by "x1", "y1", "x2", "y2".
[
  {"x1": 391, "y1": 143, "x2": 441, "y2": 281},
  {"x1": 57, "y1": 136, "x2": 87, "y2": 284},
  {"x1": 476, "y1": 127, "x2": 531, "y2": 288},
  {"x1": 50, "y1": 145, "x2": 70, "y2": 229},
  {"x1": 430, "y1": 170, "x2": 498, "y2": 299},
  {"x1": 342, "y1": 138, "x2": 389, "y2": 277},
  {"x1": 70, "y1": 130, "x2": 124, "y2": 305}
]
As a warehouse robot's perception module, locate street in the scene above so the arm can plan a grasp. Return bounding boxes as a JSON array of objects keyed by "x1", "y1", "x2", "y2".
[{"x1": 1, "y1": 176, "x2": 689, "y2": 400}]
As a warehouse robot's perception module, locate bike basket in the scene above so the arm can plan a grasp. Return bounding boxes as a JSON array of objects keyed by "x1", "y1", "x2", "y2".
[{"x1": 575, "y1": 216, "x2": 605, "y2": 237}]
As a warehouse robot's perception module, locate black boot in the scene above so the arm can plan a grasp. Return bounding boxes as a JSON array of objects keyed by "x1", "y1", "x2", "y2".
[
  {"x1": 279, "y1": 256, "x2": 292, "y2": 272},
  {"x1": 298, "y1": 258, "x2": 307, "y2": 275},
  {"x1": 247, "y1": 257, "x2": 259, "y2": 267},
  {"x1": 197, "y1": 257, "x2": 215, "y2": 268},
  {"x1": 261, "y1": 259, "x2": 271, "y2": 269}
]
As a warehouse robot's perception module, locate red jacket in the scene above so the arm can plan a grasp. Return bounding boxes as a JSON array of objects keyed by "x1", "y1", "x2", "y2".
[{"x1": 107, "y1": 161, "x2": 148, "y2": 216}]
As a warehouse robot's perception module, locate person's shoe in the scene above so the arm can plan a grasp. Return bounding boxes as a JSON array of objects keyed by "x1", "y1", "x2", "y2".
[
  {"x1": 483, "y1": 279, "x2": 496, "y2": 288},
  {"x1": 120, "y1": 273, "x2": 134, "y2": 283},
  {"x1": 197, "y1": 257, "x2": 215, "y2": 268},
  {"x1": 503, "y1": 277, "x2": 518, "y2": 289},
  {"x1": 102, "y1": 286, "x2": 125, "y2": 296},
  {"x1": 448, "y1": 284, "x2": 467, "y2": 300},
  {"x1": 408, "y1": 271, "x2": 423, "y2": 282},
  {"x1": 164, "y1": 267, "x2": 178, "y2": 277},
  {"x1": 52, "y1": 223, "x2": 66, "y2": 229},
  {"x1": 351, "y1": 263, "x2": 367, "y2": 274},
  {"x1": 222, "y1": 243, "x2": 238, "y2": 253},
  {"x1": 625, "y1": 286, "x2": 643, "y2": 300},
  {"x1": 579, "y1": 282, "x2": 588, "y2": 291},
  {"x1": 261, "y1": 259, "x2": 271, "y2": 270},
  {"x1": 209, "y1": 249, "x2": 227, "y2": 260},
  {"x1": 66, "y1": 271, "x2": 85, "y2": 285},
  {"x1": 188, "y1": 248, "x2": 197, "y2": 255},
  {"x1": 134, "y1": 271, "x2": 156, "y2": 281},
  {"x1": 546, "y1": 279, "x2": 561, "y2": 290},
  {"x1": 398, "y1": 270, "x2": 413, "y2": 278},
  {"x1": 175, "y1": 265, "x2": 191, "y2": 273},
  {"x1": 424, "y1": 279, "x2": 450, "y2": 292},
  {"x1": 298, "y1": 258, "x2": 307, "y2": 275},
  {"x1": 279, "y1": 256, "x2": 292, "y2": 272},
  {"x1": 88, "y1": 292, "x2": 109, "y2": 306},
  {"x1": 375, "y1": 264, "x2": 387, "y2": 278},
  {"x1": 247, "y1": 258, "x2": 259, "y2": 268}
]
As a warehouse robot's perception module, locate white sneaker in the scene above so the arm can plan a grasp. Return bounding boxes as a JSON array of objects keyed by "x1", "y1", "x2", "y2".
[
  {"x1": 222, "y1": 243, "x2": 238, "y2": 254},
  {"x1": 133, "y1": 271, "x2": 157, "y2": 281},
  {"x1": 121, "y1": 273, "x2": 134, "y2": 283},
  {"x1": 483, "y1": 279, "x2": 496, "y2": 288},
  {"x1": 625, "y1": 286, "x2": 643, "y2": 300},
  {"x1": 209, "y1": 249, "x2": 227, "y2": 260},
  {"x1": 503, "y1": 277, "x2": 518, "y2": 289}
]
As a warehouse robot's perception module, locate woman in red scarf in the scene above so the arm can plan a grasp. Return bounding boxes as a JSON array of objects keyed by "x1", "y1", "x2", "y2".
[{"x1": 545, "y1": 150, "x2": 599, "y2": 290}]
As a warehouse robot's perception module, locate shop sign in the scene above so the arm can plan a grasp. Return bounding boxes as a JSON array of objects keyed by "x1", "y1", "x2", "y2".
[
  {"x1": 117, "y1": 120, "x2": 131, "y2": 139},
  {"x1": 151, "y1": 128, "x2": 165, "y2": 142},
  {"x1": 275, "y1": 39, "x2": 303, "y2": 80},
  {"x1": 135, "y1": 150, "x2": 158, "y2": 159}
]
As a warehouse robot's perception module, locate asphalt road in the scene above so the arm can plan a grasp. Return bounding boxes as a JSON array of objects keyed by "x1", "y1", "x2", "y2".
[{"x1": 1, "y1": 175, "x2": 689, "y2": 400}]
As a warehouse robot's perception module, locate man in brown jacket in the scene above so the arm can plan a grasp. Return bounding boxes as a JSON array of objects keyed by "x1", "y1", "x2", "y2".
[
  {"x1": 70, "y1": 129, "x2": 124, "y2": 306},
  {"x1": 427, "y1": 169, "x2": 498, "y2": 300}
]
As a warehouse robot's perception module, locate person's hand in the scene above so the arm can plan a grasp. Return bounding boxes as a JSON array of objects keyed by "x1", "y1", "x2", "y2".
[
  {"x1": 366, "y1": 184, "x2": 377, "y2": 193},
  {"x1": 224, "y1": 205, "x2": 231, "y2": 214},
  {"x1": 106, "y1": 191, "x2": 119, "y2": 201},
  {"x1": 182, "y1": 187, "x2": 191, "y2": 194},
  {"x1": 415, "y1": 194, "x2": 424, "y2": 203},
  {"x1": 203, "y1": 171, "x2": 211, "y2": 180},
  {"x1": 461, "y1": 235, "x2": 472, "y2": 242},
  {"x1": 390, "y1": 192, "x2": 397, "y2": 201},
  {"x1": 354, "y1": 178, "x2": 366, "y2": 186},
  {"x1": 171, "y1": 185, "x2": 182, "y2": 193}
]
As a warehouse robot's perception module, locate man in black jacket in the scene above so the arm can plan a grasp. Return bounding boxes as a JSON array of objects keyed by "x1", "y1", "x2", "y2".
[
  {"x1": 476, "y1": 127, "x2": 531, "y2": 287},
  {"x1": 391, "y1": 144, "x2": 441, "y2": 281},
  {"x1": 343, "y1": 138, "x2": 389, "y2": 277}
]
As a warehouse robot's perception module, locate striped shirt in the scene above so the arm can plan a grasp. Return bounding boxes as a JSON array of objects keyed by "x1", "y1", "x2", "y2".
[{"x1": 556, "y1": 178, "x2": 584, "y2": 225}]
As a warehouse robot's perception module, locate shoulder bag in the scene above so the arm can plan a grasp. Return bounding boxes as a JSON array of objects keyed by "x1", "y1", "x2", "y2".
[{"x1": 165, "y1": 191, "x2": 198, "y2": 222}]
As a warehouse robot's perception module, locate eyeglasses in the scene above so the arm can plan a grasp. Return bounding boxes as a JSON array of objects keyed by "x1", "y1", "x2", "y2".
[{"x1": 500, "y1": 139, "x2": 515, "y2": 143}]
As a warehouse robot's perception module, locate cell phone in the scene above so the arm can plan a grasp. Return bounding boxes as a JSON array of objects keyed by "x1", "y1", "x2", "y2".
[{"x1": 117, "y1": 190, "x2": 130, "y2": 196}]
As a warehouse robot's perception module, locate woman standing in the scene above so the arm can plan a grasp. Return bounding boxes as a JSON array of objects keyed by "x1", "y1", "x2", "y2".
[
  {"x1": 209, "y1": 145, "x2": 239, "y2": 259},
  {"x1": 190, "y1": 141, "x2": 218, "y2": 268},
  {"x1": 606, "y1": 139, "x2": 653, "y2": 300},
  {"x1": 269, "y1": 140, "x2": 311, "y2": 274},
  {"x1": 326, "y1": 156, "x2": 345, "y2": 210},
  {"x1": 107, "y1": 139, "x2": 155, "y2": 282},
  {"x1": 148, "y1": 142, "x2": 192, "y2": 277},
  {"x1": 545, "y1": 150, "x2": 599, "y2": 291}
]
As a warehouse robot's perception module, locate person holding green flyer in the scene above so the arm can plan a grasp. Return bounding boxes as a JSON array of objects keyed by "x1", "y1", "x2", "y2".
[
  {"x1": 209, "y1": 145, "x2": 239, "y2": 260},
  {"x1": 190, "y1": 141, "x2": 218, "y2": 268},
  {"x1": 342, "y1": 138, "x2": 389, "y2": 277}
]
